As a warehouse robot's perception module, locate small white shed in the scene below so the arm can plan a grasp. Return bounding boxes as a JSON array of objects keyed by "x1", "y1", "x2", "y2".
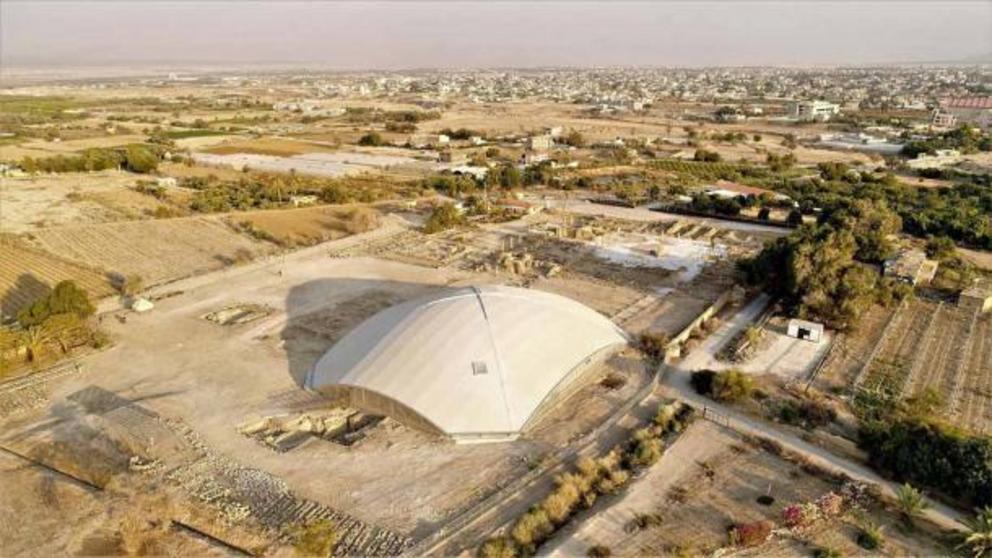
[{"x1": 787, "y1": 318, "x2": 824, "y2": 343}]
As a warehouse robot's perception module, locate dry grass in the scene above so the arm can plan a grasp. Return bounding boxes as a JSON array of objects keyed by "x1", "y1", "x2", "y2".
[
  {"x1": 202, "y1": 137, "x2": 335, "y2": 157},
  {"x1": 233, "y1": 205, "x2": 380, "y2": 247},
  {"x1": 26, "y1": 216, "x2": 276, "y2": 285}
]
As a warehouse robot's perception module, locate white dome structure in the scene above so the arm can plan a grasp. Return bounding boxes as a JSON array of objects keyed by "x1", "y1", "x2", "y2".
[{"x1": 305, "y1": 285, "x2": 628, "y2": 442}]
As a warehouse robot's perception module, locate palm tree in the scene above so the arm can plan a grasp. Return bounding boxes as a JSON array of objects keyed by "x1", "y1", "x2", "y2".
[
  {"x1": 960, "y1": 507, "x2": 992, "y2": 558},
  {"x1": 895, "y1": 483, "x2": 929, "y2": 526},
  {"x1": 21, "y1": 322, "x2": 54, "y2": 363}
]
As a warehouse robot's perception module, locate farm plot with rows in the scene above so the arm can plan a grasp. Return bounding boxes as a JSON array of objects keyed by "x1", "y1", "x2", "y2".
[
  {"x1": 0, "y1": 236, "x2": 114, "y2": 319},
  {"x1": 852, "y1": 296, "x2": 992, "y2": 434},
  {"x1": 854, "y1": 298, "x2": 938, "y2": 397},
  {"x1": 951, "y1": 313, "x2": 992, "y2": 434},
  {"x1": 26, "y1": 217, "x2": 277, "y2": 286}
]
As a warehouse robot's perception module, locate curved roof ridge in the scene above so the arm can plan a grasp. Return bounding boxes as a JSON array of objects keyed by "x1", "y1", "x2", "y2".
[{"x1": 308, "y1": 285, "x2": 627, "y2": 439}]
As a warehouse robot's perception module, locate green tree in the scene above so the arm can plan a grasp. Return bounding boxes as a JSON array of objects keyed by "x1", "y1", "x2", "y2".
[{"x1": 17, "y1": 280, "x2": 95, "y2": 328}]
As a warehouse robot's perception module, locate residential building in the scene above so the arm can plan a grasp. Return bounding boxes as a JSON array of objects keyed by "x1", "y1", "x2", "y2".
[{"x1": 794, "y1": 100, "x2": 840, "y2": 122}]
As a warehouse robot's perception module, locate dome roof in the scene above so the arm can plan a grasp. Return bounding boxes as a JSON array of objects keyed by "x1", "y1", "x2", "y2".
[{"x1": 305, "y1": 285, "x2": 627, "y2": 440}]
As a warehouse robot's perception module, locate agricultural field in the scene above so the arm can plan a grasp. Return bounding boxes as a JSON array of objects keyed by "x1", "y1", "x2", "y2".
[
  {"x1": 0, "y1": 236, "x2": 115, "y2": 320},
  {"x1": 848, "y1": 296, "x2": 992, "y2": 435},
  {"x1": 24, "y1": 217, "x2": 277, "y2": 286},
  {"x1": 231, "y1": 205, "x2": 380, "y2": 247}
]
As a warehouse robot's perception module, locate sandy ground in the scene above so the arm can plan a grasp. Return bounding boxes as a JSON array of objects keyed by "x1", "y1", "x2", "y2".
[
  {"x1": 0, "y1": 223, "x2": 661, "y2": 541},
  {"x1": 544, "y1": 420, "x2": 737, "y2": 556},
  {"x1": 0, "y1": 135, "x2": 149, "y2": 161},
  {"x1": 0, "y1": 171, "x2": 149, "y2": 233}
]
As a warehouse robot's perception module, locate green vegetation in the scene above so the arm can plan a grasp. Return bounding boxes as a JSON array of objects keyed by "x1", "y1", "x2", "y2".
[
  {"x1": 162, "y1": 128, "x2": 228, "y2": 139},
  {"x1": 901, "y1": 125, "x2": 992, "y2": 158},
  {"x1": 2, "y1": 281, "x2": 102, "y2": 374},
  {"x1": 291, "y1": 519, "x2": 337, "y2": 556},
  {"x1": 17, "y1": 280, "x2": 95, "y2": 328},
  {"x1": 693, "y1": 148, "x2": 721, "y2": 163},
  {"x1": 739, "y1": 200, "x2": 908, "y2": 330},
  {"x1": 480, "y1": 404, "x2": 693, "y2": 557},
  {"x1": 775, "y1": 171, "x2": 992, "y2": 250},
  {"x1": 690, "y1": 369, "x2": 754, "y2": 402},
  {"x1": 894, "y1": 483, "x2": 928, "y2": 526},
  {"x1": 856, "y1": 520, "x2": 884, "y2": 551},
  {"x1": 859, "y1": 418, "x2": 992, "y2": 508},
  {"x1": 184, "y1": 173, "x2": 397, "y2": 213},
  {"x1": 18, "y1": 144, "x2": 163, "y2": 174},
  {"x1": 637, "y1": 331, "x2": 670, "y2": 362},
  {"x1": 960, "y1": 507, "x2": 992, "y2": 558},
  {"x1": 358, "y1": 131, "x2": 385, "y2": 146},
  {"x1": 423, "y1": 203, "x2": 466, "y2": 234}
]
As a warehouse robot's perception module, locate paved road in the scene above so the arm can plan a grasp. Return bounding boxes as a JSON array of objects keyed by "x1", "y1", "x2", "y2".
[{"x1": 661, "y1": 297, "x2": 969, "y2": 532}]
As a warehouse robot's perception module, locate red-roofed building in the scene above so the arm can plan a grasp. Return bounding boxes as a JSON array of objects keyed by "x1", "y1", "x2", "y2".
[{"x1": 937, "y1": 97, "x2": 992, "y2": 129}]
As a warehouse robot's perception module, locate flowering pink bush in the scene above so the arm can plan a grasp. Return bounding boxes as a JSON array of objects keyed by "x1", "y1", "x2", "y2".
[{"x1": 816, "y1": 491, "x2": 844, "y2": 517}]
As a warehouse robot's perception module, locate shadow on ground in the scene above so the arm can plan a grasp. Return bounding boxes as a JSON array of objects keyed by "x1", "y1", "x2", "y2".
[{"x1": 279, "y1": 278, "x2": 448, "y2": 388}]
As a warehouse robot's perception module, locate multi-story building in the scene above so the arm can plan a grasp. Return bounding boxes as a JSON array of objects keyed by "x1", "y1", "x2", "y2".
[{"x1": 794, "y1": 100, "x2": 840, "y2": 122}]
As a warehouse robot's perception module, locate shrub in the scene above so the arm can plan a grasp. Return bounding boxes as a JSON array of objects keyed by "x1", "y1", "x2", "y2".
[
  {"x1": 690, "y1": 369, "x2": 716, "y2": 396},
  {"x1": 587, "y1": 545, "x2": 611, "y2": 557},
  {"x1": 358, "y1": 132, "x2": 384, "y2": 146},
  {"x1": 638, "y1": 331, "x2": 670, "y2": 362},
  {"x1": 291, "y1": 519, "x2": 337, "y2": 556},
  {"x1": 728, "y1": 520, "x2": 772, "y2": 547},
  {"x1": 856, "y1": 522, "x2": 884, "y2": 550},
  {"x1": 711, "y1": 369, "x2": 753, "y2": 402},
  {"x1": 600, "y1": 373, "x2": 626, "y2": 390},
  {"x1": 511, "y1": 508, "x2": 553, "y2": 549},
  {"x1": 478, "y1": 537, "x2": 518, "y2": 558},
  {"x1": 813, "y1": 547, "x2": 843, "y2": 558},
  {"x1": 423, "y1": 203, "x2": 465, "y2": 234},
  {"x1": 124, "y1": 145, "x2": 158, "y2": 173}
]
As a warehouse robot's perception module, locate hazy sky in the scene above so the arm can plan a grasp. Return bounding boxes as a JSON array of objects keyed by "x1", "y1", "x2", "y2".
[{"x1": 2, "y1": 1, "x2": 990, "y2": 69}]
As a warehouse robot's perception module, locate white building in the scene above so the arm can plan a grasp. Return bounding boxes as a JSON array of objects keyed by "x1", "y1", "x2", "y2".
[
  {"x1": 794, "y1": 100, "x2": 840, "y2": 122},
  {"x1": 787, "y1": 319, "x2": 824, "y2": 343},
  {"x1": 906, "y1": 149, "x2": 962, "y2": 170},
  {"x1": 527, "y1": 134, "x2": 554, "y2": 151},
  {"x1": 306, "y1": 286, "x2": 627, "y2": 442}
]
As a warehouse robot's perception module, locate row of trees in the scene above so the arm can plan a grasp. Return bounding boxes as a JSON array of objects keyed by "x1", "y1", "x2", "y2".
[{"x1": 18, "y1": 144, "x2": 161, "y2": 174}]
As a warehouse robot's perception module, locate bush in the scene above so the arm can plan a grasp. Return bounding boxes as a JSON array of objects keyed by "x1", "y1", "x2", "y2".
[
  {"x1": 638, "y1": 331, "x2": 670, "y2": 362},
  {"x1": 856, "y1": 522, "x2": 883, "y2": 550},
  {"x1": 690, "y1": 369, "x2": 716, "y2": 397},
  {"x1": 124, "y1": 145, "x2": 158, "y2": 173},
  {"x1": 728, "y1": 520, "x2": 772, "y2": 547},
  {"x1": 511, "y1": 508, "x2": 553, "y2": 549},
  {"x1": 478, "y1": 537, "x2": 518, "y2": 558},
  {"x1": 586, "y1": 545, "x2": 611, "y2": 557},
  {"x1": 291, "y1": 519, "x2": 337, "y2": 556},
  {"x1": 358, "y1": 132, "x2": 384, "y2": 146},
  {"x1": 423, "y1": 203, "x2": 465, "y2": 234},
  {"x1": 711, "y1": 369, "x2": 754, "y2": 402}
]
